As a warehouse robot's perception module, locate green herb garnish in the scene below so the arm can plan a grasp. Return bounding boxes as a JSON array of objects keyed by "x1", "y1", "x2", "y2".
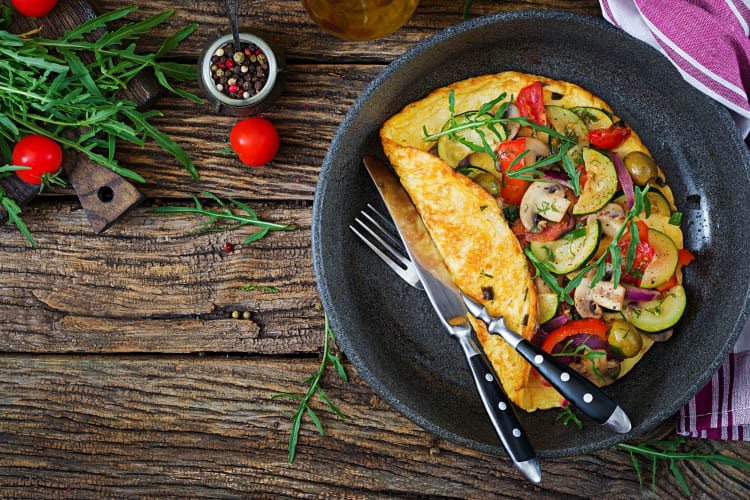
[
  {"x1": 479, "y1": 269, "x2": 494, "y2": 279},
  {"x1": 147, "y1": 192, "x2": 294, "y2": 243},
  {"x1": 556, "y1": 405, "x2": 583, "y2": 430},
  {"x1": 272, "y1": 315, "x2": 348, "y2": 463},
  {"x1": 669, "y1": 211, "x2": 683, "y2": 226},
  {"x1": 241, "y1": 285, "x2": 279, "y2": 292},
  {"x1": 502, "y1": 205, "x2": 519, "y2": 223},
  {"x1": 614, "y1": 437, "x2": 750, "y2": 495},
  {"x1": 552, "y1": 337, "x2": 608, "y2": 381}
]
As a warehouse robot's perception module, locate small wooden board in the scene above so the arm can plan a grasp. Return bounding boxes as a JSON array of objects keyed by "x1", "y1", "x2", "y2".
[{"x1": 0, "y1": 0, "x2": 161, "y2": 231}]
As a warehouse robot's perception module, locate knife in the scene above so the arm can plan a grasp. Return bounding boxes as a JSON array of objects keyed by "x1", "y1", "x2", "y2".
[
  {"x1": 363, "y1": 156, "x2": 541, "y2": 484},
  {"x1": 459, "y1": 293, "x2": 632, "y2": 433}
]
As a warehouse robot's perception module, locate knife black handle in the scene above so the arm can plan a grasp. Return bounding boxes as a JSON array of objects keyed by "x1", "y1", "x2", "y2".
[
  {"x1": 514, "y1": 339, "x2": 631, "y2": 433},
  {"x1": 457, "y1": 335, "x2": 540, "y2": 483}
]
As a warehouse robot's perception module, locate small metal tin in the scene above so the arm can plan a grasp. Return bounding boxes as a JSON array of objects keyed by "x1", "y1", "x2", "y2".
[{"x1": 198, "y1": 31, "x2": 286, "y2": 117}]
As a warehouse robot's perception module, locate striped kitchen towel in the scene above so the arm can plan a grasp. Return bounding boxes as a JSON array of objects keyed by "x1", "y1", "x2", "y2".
[{"x1": 600, "y1": 0, "x2": 750, "y2": 441}]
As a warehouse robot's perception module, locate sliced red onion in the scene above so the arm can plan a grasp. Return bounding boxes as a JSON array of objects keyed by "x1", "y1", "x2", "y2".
[
  {"x1": 624, "y1": 285, "x2": 660, "y2": 302},
  {"x1": 611, "y1": 151, "x2": 634, "y2": 209},
  {"x1": 531, "y1": 328, "x2": 549, "y2": 346},
  {"x1": 551, "y1": 332, "x2": 623, "y2": 366},
  {"x1": 540, "y1": 175, "x2": 574, "y2": 190},
  {"x1": 457, "y1": 156, "x2": 472, "y2": 167},
  {"x1": 542, "y1": 313, "x2": 569, "y2": 332}
]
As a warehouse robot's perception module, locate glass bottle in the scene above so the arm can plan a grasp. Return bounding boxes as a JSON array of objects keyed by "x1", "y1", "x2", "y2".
[{"x1": 301, "y1": 0, "x2": 419, "y2": 41}]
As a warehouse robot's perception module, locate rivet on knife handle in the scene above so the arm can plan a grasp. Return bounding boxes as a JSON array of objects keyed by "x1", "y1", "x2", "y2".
[{"x1": 456, "y1": 334, "x2": 541, "y2": 484}]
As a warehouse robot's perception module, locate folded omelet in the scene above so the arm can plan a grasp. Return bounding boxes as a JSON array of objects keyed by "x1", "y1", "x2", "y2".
[{"x1": 380, "y1": 71, "x2": 683, "y2": 412}]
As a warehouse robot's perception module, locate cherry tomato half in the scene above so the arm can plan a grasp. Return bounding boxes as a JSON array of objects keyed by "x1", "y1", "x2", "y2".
[
  {"x1": 12, "y1": 135, "x2": 63, "y2": 185},
  {"x1": 516, "y1": 82, "x2": 547, "y2": 126},
  {"x1": 12, "y1": 0, "x2": 57, "y2": 17},
  {"x1": 230, "y1": 118, "x2": 280, "y2": 167},
  {"x1": 588, "y1": 125, "x2": 631, "y2": 150},
  {"x1": 496, "y1": 138, "x2": 529, "y2": 205}
]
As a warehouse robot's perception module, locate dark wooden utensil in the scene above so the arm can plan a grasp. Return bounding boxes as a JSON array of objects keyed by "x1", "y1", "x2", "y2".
[{"x1": 0, "y1": 0, "x2": 161, "y2": 233}]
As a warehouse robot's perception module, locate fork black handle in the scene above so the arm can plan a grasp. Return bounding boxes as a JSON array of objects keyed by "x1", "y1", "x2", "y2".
[{"x1": 456, "y1": 334, "x2": 541, "y2": 484}]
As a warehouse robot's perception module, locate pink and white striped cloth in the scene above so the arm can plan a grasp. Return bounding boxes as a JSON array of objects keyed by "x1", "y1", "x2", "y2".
[{"x1": 599, "y1": 0, "x2": 750, "y2": 441}]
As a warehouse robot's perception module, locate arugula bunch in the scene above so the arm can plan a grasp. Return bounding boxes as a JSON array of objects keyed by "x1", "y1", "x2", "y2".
[{"x1": 0, "y1": 6, "x2": 200, "y2": 184}]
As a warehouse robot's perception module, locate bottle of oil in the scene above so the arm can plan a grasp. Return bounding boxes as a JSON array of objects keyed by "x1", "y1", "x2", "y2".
[{"x1": 301, "y1": 0, "x2": 419, "y2": 41}]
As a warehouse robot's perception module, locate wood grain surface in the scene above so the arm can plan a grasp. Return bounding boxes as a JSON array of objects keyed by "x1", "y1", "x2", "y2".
[{"x1": 1, "y1": 0, "x2": 748, "y2": 497}]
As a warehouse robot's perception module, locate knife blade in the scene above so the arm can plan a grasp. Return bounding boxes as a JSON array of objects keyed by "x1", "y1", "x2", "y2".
[{"x1": 363, "y1": 156, "x2": 541, "y2": 484}]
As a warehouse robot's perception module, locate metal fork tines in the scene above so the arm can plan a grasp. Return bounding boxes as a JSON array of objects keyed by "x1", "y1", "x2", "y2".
[{"x1": 350, "y1": 204, "x2": 423, "y2": 290}]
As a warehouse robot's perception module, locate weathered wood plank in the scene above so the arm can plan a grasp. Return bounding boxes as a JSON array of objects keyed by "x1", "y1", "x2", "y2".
[
  {"x1": 0, "y1": 356, "x2": 746, "y2": 499},
  {"x1": 0, "y1": 198, "x2": 323, "y2": 353},
  {"x1": 92, "y1": 0, "x2": 601, "y2": 63}
]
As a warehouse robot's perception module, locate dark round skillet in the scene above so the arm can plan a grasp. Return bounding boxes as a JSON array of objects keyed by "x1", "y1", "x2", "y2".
[{"x1": 312, "y1": 10, "x2": 750, "y2": 457}]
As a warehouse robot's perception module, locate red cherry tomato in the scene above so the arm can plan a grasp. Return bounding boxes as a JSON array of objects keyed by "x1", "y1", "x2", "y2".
[
  {"x1": 516, "y1": 82, "x2": 547, "y2": 126},
  {"x1": 588, "y1": 125, "x2": 631, "y2": 150},
  {"x1": 230, "y1": 118, "x2": 279, "y2": 167},
  {"x1": 496, "y1": 138, "x2": 529, "y2": 205},
  {"x1": 12, "y1": 135, "x2": 63, "y2": 185},
  {"x1": 11, "y1": 0, "x2": 57, "y2": 17}
]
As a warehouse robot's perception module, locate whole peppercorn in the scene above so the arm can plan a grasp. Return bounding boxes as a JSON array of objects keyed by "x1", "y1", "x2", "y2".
[
  {"x1": 242, "y1": 311, "x2": 251, "y2": 320},
  {"x1": 210, "y1": 64, "x2": 218, "y2": 72},
  {"x1": 254, "y1": 81, "x2": 263, "y2": 91},
  {"x1": 240, "y1": 65, "x2": 249, "y2": 73},
  {"x1": 228, "y1": 84, "x2": 239, "y2": 93},
  {"x1": 219, "y1": 56, "x2": 227, "y2": 63},
  {"x1": 215, "y1": 68, "x2": 224, "y2": 77},
  {"x1": 227, "y1": 77, "x2": 237, "y2": 86},
  {"x1": 257, "y1": 53, "x2": 266, "y2": 64},
  {"x1": 211, "y1": 55, "x2": 219, "y2": 63},
  {"x1": 214, "y1": 48, "x2": 225, "y2": 57},
  {"x1": 242, "y1": 81, "x2": 251, "y2": 90},
  {"x1": 232, "y1": 65, "x2": 241, "y2": 74},
  {"x1": 219, "y1": 76, "x2": 228, "y2": 85},
  {"x1": 231, "y1": 310, "x2": 239, "y2": 319},
  {"x1": 225, "y1": 60, "x2": 234, "y2": 69},
  {"x1": 233, "y1": 51, "x2": 245, "y2": 64},
  {"x1": 249, "y1": 55, "x2": 257, "y2": 63},
  {"x1": 244, "y1": 47, "x2": 252, "y2": 56},
  {"x1": 246, "y1": 65, "x2": 256, "y2": 74},
  {"x1": 215, "y1": 83, "x2": 224, "y2": 92},
  {"x1": 242, "y1": 91, "x2": 250, "y2": 99}
]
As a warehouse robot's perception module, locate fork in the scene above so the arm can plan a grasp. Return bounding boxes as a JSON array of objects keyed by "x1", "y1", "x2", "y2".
[
  {"x1": 349, "y1": 203, "x2": 423, "y2": 290},
  {"x1": 351, "y1": 204, "x2": 632, "y2": 434}
]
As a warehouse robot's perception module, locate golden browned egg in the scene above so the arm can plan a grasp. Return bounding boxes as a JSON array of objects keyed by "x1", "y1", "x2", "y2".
[{"x1": 380, "y1": 72, "x2": 684, "y2": 412}]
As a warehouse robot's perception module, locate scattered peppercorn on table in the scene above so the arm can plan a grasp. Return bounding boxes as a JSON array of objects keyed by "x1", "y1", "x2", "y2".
[{"x1": 0, "y1": 0, "x2": 748, "y2": 497}]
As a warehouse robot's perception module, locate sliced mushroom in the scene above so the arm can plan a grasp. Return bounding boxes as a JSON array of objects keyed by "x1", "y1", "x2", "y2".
[
  {"x1": 644, "y1": 329, "x2": 673, "y2": 342},
  {"x1": 595, "y1": 203, "x2": 627, "y2": 239},
  {"x1": 570, "y1": 354, "x2": 620, "y2": 387},
  {"x1": 519, "y1": 181, "x2": 571, "y2": 230},
  {"x1": 575, "y1": 269, "x2": 602, "y2": 318},
  {"x1": 503, "y1": 103, "x2": 521, "y2": 140},
  {"x1": 575, "y1": 266, "x2": 626, "y2": 317}
]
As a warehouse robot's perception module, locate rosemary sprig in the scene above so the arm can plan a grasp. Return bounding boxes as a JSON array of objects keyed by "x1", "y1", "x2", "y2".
[
  {"x1": 241, "y1": 284, "x2": 279, "y2": 292},
  {"x1": 272, "y1": 315, "x2": 348, "y2": 463},
  {"x1": 555, "y1": 405, "x2": 583, "y2": 430},
  {"x1": 614, "y1": 437, "x2": 750, "y2": 495},
  {"x1": 463, "y1": 0, "x2": 473, "y2": 20},
  {"x1": 146, "y1": 192, "x2": 294, "y2": 244}
]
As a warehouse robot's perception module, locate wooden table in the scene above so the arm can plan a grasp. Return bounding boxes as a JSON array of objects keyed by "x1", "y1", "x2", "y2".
[{"x1": 1, "y1": 0, "x2": 748, "y2": 497}]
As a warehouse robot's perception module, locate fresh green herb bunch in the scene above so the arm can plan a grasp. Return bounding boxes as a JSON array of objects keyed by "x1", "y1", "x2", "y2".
[{"x1": 0, "y1": 6, "x2": 201, "y2": 184}]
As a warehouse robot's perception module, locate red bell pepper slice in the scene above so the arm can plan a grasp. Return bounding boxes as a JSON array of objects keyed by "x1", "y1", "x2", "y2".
[
  {"x1": 517, "y1": 82, "x2": 547, "y2": 126},
  {"x1": 496, "y1": 138, "x2": 529, "y2": 205},
  {"x1": 656, "y1": 249, "x2": 695, "y2": 291},
  {"x1": 588, "y1": 125, "x2": 631, "y2": 150},
  {"x1": 541, "y1": 319, "x2": 608, "y2": 353}
]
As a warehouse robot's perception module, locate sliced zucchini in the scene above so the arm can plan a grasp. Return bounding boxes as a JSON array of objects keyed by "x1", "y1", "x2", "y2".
[
  {"x1": 622, "y1": 285, "x2": 686, "y2": 332},
  {"x1": 437, "y1": 112, "x2": 506, "y2": 167},
  {"x1": 547, "y1": 105, "x2": 589, "y2": 165},
  {"x1": 640, "y1": 229, "x2": 679, "y2": 289},
  {"x1": 613, "y1": 189, "x2": 671, "y2": 219},
  {"x1": 538, "y1": 293, "x2": 559, "y2": 324},
  {"x1": 455, "y1": 165, "x2": 489, "y2": 179},
  {"x1": 546, "y1": 106, "x2": 589, "y2": 145},
  {"x1": 529, "y1": 219, "x2": 601, "y2": 274},
  {"x1": 572, "y1": 148, "x2": 618, "y2": 215},
  {"x1": 571, "y1": 107, "x2": 613, "y2": 130}
]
